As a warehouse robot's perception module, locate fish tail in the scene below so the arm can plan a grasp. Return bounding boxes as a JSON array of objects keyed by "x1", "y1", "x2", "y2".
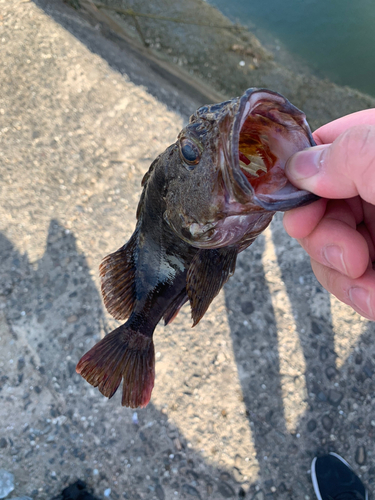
[{"x1": 76, "y1": 324, "x2": 155, "y2": 408}]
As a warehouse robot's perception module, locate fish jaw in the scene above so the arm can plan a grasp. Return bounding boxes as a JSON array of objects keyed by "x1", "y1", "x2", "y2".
[
  {"x1": 176, "y1": 211, "x2": 273, "y2": 249},
  {"x1": 224, "y1": 88, "x2": 319, "y2": 211}
]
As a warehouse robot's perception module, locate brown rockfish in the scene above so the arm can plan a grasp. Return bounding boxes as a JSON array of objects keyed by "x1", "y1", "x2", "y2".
[{"x1": 76, "y1": 88, "x2": 317, "y2": 408}]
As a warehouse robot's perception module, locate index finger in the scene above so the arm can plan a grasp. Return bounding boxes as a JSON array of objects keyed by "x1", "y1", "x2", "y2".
[{"x1": 314, "y1": 109, "x2": 375, "y2": 145}]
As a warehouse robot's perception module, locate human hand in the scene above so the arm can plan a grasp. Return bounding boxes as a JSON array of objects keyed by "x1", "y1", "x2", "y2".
[{"x1": 283, "y1": 109, "x2": 375, "y2": 321}]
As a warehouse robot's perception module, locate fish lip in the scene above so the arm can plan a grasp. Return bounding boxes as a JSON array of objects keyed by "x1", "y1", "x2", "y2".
[{"x1": 227, "y1": 88, "x2": 319, "y2": 211}]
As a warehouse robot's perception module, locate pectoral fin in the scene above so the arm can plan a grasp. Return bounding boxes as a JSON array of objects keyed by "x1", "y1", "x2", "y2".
[
  {"x1": 186, "y1": 247, "x2": 237, "y2": 327},
  {"x1": 99, "y1": 231, "x2": 138, "y2": 320}
]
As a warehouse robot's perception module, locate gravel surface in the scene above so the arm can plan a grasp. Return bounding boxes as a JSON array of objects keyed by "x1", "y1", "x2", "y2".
[{"x1": 1, "y1": 1, "x2": 374, "y2": 499}]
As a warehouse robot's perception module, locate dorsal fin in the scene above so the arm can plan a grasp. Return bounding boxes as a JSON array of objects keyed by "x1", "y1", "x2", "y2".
[
  {"x1": 99, "y1": 230, "x2": 138, "y2": 320},
  {"x1": 186, "y1": 247, "x2": 237, "y2": 327}
]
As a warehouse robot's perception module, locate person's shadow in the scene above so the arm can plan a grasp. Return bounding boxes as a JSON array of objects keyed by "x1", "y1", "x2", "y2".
[
  {"x1": 2, "y1": 218, "x2": 374, "y2": 499},
  {"x1": 225, "y1": 213, "x2": 375, "y2": 497},
  {"x1": 0, "y1": 221, "x2": 257, "y2": 500}
]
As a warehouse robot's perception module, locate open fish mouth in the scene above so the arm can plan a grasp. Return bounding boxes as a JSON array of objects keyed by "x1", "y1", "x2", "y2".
[{"x1": 227, "y1": 88, "x2": 318, "y2": 211}]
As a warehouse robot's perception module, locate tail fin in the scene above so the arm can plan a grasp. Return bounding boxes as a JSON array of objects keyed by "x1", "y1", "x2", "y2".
[{"x1": 76, "y1": 325, "x2": 155, "y2": 408}]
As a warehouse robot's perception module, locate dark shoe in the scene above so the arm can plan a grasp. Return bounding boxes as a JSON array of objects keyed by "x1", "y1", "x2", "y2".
[{"x1": 311, "y1": 452, "x2": 368, "y2": 500}]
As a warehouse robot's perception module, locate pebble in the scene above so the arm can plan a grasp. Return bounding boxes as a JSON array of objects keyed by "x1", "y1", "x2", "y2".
[
  {"x1": 155, "y1": 484, "x2": 165, "y2": 500},
  {"x1": 104, "y1": 489, "x2": 111, "y2": 497},
  {"x1": 317, "y1": 392, "x2": 327, "y2": 402},
  {"x1": 306, "y1": 419, "x2": 317, "y2": 432},
  {"x1": 321, "y1": 415, "x2": 333, "y2": 432},
  {"x1": 319, "y1": 347, "x2": 329, "y2": 362},
  {"x1": 278, "y1": 483, "x2": 287, "y2": 493},
  {"x1": 328, "y1": 389, "x2": 344, "y2": 407},
  {"x1": 173, "y1": 438, "x2": 182, "y2": 451},
  {"x1": 132, "y1": 412, "x2": 139, "y2": 425},
  {"x1": 0, "y1": 470, "x2": 14, "y2": 499},
  {"x1": 217, "y1": 482, "x2": 235, "y2": 498},
  {"x1": 355, "y1": 353, "x2": 363, "y2": 365},
  {"x1": 355, "y1": 445, "x2": 366, "y2": 465},
  {"x1": 17, "y1": 358, "x2": 25, "y2": 371},
  {"x1": 252, "y1": 491, "x2": 264, "y2": 500},
  {"x1": 241, "y1": 301, "x2": 254, "y2": 315},
  {"x1": 219, "y1": 472, "x2": 230, "y2": 482},
  {"x1": 362, "y1": 364, "x2": 373, "y2": 378},
  {"x1": 325, "y1": 366, "x2": 338, "y2": 380},
  {"x1": 181, "y1": 484, "x2": 200, "y2": 498},
  {"x1": 0, "y1": 439, "x2": 7, "y2": 449},
  {"x1": 311, "y1": 321, "x2": 322, "y2": 334}
]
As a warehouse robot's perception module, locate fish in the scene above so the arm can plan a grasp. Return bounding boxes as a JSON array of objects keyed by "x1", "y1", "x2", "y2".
[{"x1": 76, "y1": 88, "x2": 317, "y2": 408}]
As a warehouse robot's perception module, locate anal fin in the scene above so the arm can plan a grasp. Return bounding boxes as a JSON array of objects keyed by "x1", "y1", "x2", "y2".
[
  {"x1": 186, "y1": 247, "x2": 237, "y2": 327},
  {"x1": 99, "y1": 231, "x2": 137, "y2": 320},
  {"x1": 163, "y1": 289, "x2": 189, "y2": 326}
]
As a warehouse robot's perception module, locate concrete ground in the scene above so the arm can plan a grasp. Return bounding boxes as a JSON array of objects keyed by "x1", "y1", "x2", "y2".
[{"x1": 0, "y1": 1, "x2": 374, "y2": 499}]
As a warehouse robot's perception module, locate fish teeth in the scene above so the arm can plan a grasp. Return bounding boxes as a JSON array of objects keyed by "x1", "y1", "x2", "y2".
[
  {"x1": 243, "y1": 153, "x2": 268, "y2": 173},
  {"x1": 239, "y1": 160, "x2": 258, "y2": 177}
]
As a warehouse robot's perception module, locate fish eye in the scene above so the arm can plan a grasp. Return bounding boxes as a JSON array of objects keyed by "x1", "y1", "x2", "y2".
[{"x1": 179, "y1": 138, "x2": 201, "y2": 169}]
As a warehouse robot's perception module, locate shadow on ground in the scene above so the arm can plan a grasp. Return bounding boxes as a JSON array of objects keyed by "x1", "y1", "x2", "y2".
[
  {"x1": 225, "y1": 216, "x2": 375, "y2": 498},
  {"x1": 0, "y1": 222, "x2": 250, "y2": 500},
  {"x1": 2, "y1": 217, "x2": 374, "y2": 499}
]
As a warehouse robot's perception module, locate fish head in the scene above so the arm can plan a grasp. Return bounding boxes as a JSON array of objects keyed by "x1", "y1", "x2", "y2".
[
  {"x1": 163, "y1": 101, "x2": 230, "y2": 240},
  {"x1": 164, "y1": 88, "x2": 318, "y2": 248}
]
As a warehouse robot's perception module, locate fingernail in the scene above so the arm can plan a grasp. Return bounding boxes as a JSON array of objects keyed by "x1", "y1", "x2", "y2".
[
  {"x1": 323, "y1": 245, "x2": 347, "y2": 274},
  {"x1": 286, "y1": 144, "x2": 330, "y2": 179},
  {"x1": 349, "y1": 287, "x2": 373, "y2": 318}
]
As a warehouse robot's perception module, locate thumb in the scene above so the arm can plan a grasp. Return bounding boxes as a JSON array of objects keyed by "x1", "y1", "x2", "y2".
[{"x1": 285, "y1": 125, "x2": 375, "y2": 204}]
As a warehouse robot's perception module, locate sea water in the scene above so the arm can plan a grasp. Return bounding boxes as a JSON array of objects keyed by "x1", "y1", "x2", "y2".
[{"x1": 207, "y1": 0, "x2": 375, "y2": 97}]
